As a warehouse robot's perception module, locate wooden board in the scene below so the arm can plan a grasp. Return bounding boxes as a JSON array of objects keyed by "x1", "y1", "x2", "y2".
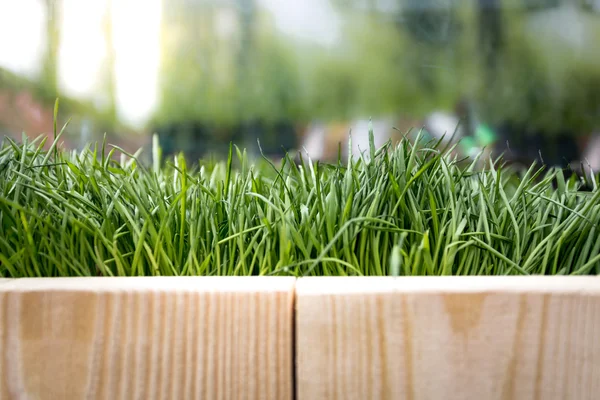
[
  {"x1": 0, "y1": 277, "x2": 295, "y2": 400},
  {"x1": 296, "y1": 276, "x2": 600, "y2": 400}
]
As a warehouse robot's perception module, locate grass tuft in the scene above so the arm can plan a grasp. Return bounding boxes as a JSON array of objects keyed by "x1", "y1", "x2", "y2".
[{"x1": 0, "y1": 131, "x2": 599, "y2": 277}]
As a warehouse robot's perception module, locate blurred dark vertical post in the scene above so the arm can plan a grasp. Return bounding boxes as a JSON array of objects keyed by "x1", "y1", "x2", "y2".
[
  {"x1": 102, "y1": 0, "x2": 118, "y2": 131},
  {"x1": 41, "y1": 0, "x2": 61, "y2": 100},
  {"x1": 477, "y1": 0, "x2": 504, "y2": 122},
  {"x1": 476, "y1": 0, "x2": 519, "y2": 157},
  {"x1": 403, "y1": 0, "x2": 435, "y2": 91},
  {"x1": 477, "y1": 0, "x2": 503, "y2": 75},
  {"x1": 402, "y1": 0, "x2": 457, "y2": 93},
  {"x1": 236, "y1": 0, "x2": 258, "y2": 156}
]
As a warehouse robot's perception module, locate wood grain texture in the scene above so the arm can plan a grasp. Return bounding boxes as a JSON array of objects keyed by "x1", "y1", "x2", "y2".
[
  {"x1": 0, "y1": 277, "x2": 295, "y2": 400},
  {"x1": 296, "y1": 276, "x2": 600, "y2": 400}
]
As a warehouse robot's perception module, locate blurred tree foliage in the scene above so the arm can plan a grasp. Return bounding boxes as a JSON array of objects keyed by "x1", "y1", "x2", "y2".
[
  {"x1": 322, "y1": 0, "x2": 600, "y2": 134},
  {"x1": 1, "y1": 0, "x2": 124, "y2": 136},
  {"x1": 153, "y1": 2, "x2": 303, "y2": 127},
  {"x1": 2, "y1": 0, "x2": 598, "y2": 146},
  {"x1": 150, "y1": 0, "x2": 600, "y2": 141},
  {"x1": 479, "y1": 3, "x2": 600, "y2": 135},
  {"x1": 317, "y1": 0, "x2": 475, "y2": 120}
]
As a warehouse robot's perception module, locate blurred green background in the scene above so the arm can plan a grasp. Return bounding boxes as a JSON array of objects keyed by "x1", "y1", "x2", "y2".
[{"x1": 1, "y1": 0, "x2": 599, "y2": 167}]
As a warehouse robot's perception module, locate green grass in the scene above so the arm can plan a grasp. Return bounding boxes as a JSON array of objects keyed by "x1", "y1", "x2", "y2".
[{"x1": 1, "y1": 120, "x2": 600, "y2": 277}]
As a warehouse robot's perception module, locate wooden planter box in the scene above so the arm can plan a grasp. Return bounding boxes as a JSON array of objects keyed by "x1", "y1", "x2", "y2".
[
  {"x1": 0, "y1": 277, "x2": 295, "y2": 400},
  {"x1": 297, "y1": 276, "x2": 600, "y2": 400},
  {"x1": 1, "y1": 276, "x2": 599, "y2": 399}
]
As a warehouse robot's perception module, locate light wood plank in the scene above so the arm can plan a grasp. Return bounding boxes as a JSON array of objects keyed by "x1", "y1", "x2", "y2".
[
  {"x1": 296, "y1": 276, "x2": 600, "y2": 400},
  {"x1": 0, "y1": 277, "x2": 295, "y2": 400}
]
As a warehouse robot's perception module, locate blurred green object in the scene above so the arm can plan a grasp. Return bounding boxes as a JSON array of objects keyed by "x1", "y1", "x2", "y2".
[
  {"x1": 459, "y1": 136, "x2": 477, "y2": 156},
  {"x1": 458, "y1": 124, "x2": 497, "y2": 158},
  {"x1": 475, "y1": 124, "x2": 497, "y2": 147}
]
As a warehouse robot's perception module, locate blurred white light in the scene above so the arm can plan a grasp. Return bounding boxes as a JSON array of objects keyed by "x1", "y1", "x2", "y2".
[
  {"x1": 0, "y1": 0, "x2": 45, "y2": 77},
  {"x1": 59, "y1": 0, "x2": 108, "y2": 97},
  {"x1": 112, "y1": 0, "x2": 162, "y2": 127}
]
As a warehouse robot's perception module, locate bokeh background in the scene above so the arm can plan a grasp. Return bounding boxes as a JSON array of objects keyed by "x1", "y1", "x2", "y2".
[{"x1": 1, "y1": 0, "x2": 599, "y2": 169}]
